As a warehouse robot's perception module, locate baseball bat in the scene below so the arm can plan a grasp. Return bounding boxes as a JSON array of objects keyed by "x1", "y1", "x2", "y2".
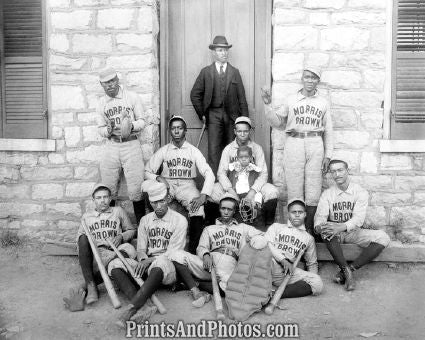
[
  {"x1": 81, "y1": 221, "x2": 121, "y2": 309},
  {"x1": 106, "y1": 239, "x2": 167, "y2": 314},
  {"x1": 264, "y1": 250, "x2": 304, "y2": 315},
  {"x1": 210, "y1": 267, "x2": 225, "y2": 320},
  {"x1": 196, "y1": 121, "x2": 206, "y2": 148}
]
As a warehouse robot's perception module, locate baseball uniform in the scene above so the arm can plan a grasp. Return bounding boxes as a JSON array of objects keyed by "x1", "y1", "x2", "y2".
[
  {"x1": 265, "y1": 222, "x2": 323, "y2": 295},
  {"x1": 314, "y1": 182, "x2": 390, "y2": 247},
  {"x1": 265, "y1": 90, "x2": 333, "y2": 206},
  {"x1": 145, "y1": 140, "x2": 215, "y2": 217},
  {"x1": 97, "y1": 85, "x2": 146, "y2": 202}
]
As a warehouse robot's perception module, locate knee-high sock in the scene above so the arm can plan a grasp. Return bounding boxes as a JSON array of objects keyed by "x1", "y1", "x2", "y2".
[
  {"x1": 305, "y1": 205, "x2": 317, "y2": 235},
  {"x1": 204, "y1": 202, "x2": 220, "y2": 226},
  {"x1": 78, "y1": 235, "x2": 95, "y2": 284},
  {"x1": 111, "y1": 268, "x2": 139, "y2": 300},
  {"x1": 351, "y1": 242, "x2": 385, "y2": 269},
  {"x1": 281, "y1": 280, "x2": 312, "y2": 298},
  {"x1": 324, "y1": 237, "x2": 348, "y2": 268},
  {"x1": 130, "y1": 268, "x2": 164, "y2": 310},
  {"x1": 198, "y1": 280, "x2": 225, "y2": 297},
  {"x1": 188, "y1": 216, "x2": 205, "y2": 254},
  {"x1": 133, "y1": 200, "x2": 145, "y2": 225},
  {"x1": 173, "y1": 262, "x2": 197, "y2": 290}
]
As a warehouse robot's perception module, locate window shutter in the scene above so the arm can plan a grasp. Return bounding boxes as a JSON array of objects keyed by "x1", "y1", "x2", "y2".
[
  {"x1": 1, "y1": 0, "x2": 46, "y2": 139},
  {"x1": 393, "y1": 0, "x2": 425, "y2": 124}
]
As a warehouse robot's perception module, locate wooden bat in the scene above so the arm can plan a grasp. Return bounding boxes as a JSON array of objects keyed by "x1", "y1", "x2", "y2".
[
  {"x1": 196, "y1": 121, "x2": 206, "y2": 148},
  {"x1": 106, "y1": 239, "x2": 167, "y2": 314},
  {"x1": 264, "y1": 250, "x2": 304, "y2": 315},
  {"x1": 210, "y1": 266, "x2": 225, "y2": 320},
  {"x1": 81, "y1": 221, "x2": 121, "y2": 309}
]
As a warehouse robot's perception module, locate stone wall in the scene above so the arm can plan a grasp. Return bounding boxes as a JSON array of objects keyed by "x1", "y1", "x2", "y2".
[
  {"x1": 0, "y1": 0, "x2": 159, "y2": 241},
  {"x1": 271, "y1": 0, "x2": 425, "y2": 243}
]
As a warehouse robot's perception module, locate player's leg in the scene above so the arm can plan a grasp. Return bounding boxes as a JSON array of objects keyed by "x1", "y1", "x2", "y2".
[
  {"x1": 206, "y1": 183, "x2": 225, "y2": 225},
  {"x1": 99, "y1": 142, "x2": 121, "y2": 202},
  {"x1": 261, "y1": 183, "x2": 279, "y2": 228},
  {"x1": 77, "y1": 234, "x2": 99, "y2": 304},
  {"x1": 283, "y1": 268, "x2": 323, "y2": 298},
  {"x1": 283, "y1": 137, "x2": 306, "y2": 203},
  {"x1": 304, "y1": 137, "x2": 324, "y2": 239},
  {"x1": 208, "y1": 108, "x2": 225, "y2": 175},
  {"x1": 211, "y1": 252, "x2": 237, "y2": 291},
  {"x1": 122, "y1": 140, "x2": 146, "y2": 224},
  {"x1": 108, "y1": 247, "x2": 139, "y2": 300}
]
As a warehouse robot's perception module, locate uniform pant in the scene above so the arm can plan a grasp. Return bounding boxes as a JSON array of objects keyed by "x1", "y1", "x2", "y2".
[
  {"x1": 210, "y1": 182, "x2": 278, "y2": 204},
  {"x1": 271, "y1": 259, "x2": 323, "y2": 295},
  {"x1": 284, "y1": 136, "x2": 324, "y2": 206},
  {"x1": 100, "y1": 139, "x2": 144, "y2": 201},
  {"x1": 208, "y1": 108, "x2": 235, "y2": 176},
  {"x1": 337, "y1": 228, "x2": 390, "y2": 248},
  {"x1": 168, "y1": 249, "x2": 236, "y2": 291},
  {"x1": 167, "y1": 179, "x2": 204, "y2": 217}
]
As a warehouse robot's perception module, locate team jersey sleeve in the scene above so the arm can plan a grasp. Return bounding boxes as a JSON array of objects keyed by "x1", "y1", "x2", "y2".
[
  {"x1": 136, "y1": 217, "x2": 149, "y2": 260},
  {"x1": 265, "y1": 225, "x2": 285, "y2": 262},
  {"x1": 130, "y1": 92, "x2": 146, "y2": 132},
  {"x1": 117, "y1": 207, "x2": 136, "y2": 242},
  {"x1": 217, "y1": 146, "x2": 233, "y2": 191},
  {"x1": 251, "y1": 145, "x2": 268, "y2": 193},
  {"x1": 344, "y1": 188, "x2": 369, "y2": 232},
  {"x1": 303, "y1": 234, "x2": 319, "y2": 274},
  {"x1": 194, "y1": 147, "x2": 215, "y2": 196},
  {"x1": 323, "y1": 103, "x2": 333, "y2": 159},
  {"x1": 145, "y1": 147, "x2": 165, "y2": 180},
  {"x1": 97, "y1": 97, "x2": 111, "y2": 138},
  {"x1": 196, "y1": 227, "x2": 211, "y2": 259},
  {"x1": 163, "y1": 216, "x2": 188, "y2": 256},
  {"x1": 314, "y1": 190, "x2": 331, "y2": 232},
  {"x1": 264, "y1": 103, "x2": 288, "y2": 129}
]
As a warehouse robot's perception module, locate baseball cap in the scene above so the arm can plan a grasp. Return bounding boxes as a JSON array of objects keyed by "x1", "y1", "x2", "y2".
[
  {"x1": 92, "y1": 183, "x2": 111, "y2": 197},
  {"x1": 99, "y1": 68, "x2": 118, "y2": 82},
  {"x1": 235, "y1": 116, "x2": 252, "y2": 128},
  {"x1": 303, "y1": 65, "x2": 321, "y2": 79},
  {"x1": 141, "y1": 180, "x2": 168, "y2": 202},
  {"x1": 220, "y1": 192, "x2": 240, "y2": 203},
  {"x1": 287, "y1": 199, "x2": 306, "y2": 210},
  {"x1": 168, "y1": 115, "x2": 187, "y2": 128}
]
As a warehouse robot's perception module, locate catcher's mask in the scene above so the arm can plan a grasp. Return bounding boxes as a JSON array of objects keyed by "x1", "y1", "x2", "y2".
[{"x1": 239, "y1": 199, "x2": 258, "y2": 223}]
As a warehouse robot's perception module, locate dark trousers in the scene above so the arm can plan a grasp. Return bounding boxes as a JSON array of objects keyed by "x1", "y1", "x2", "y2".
[{"x1": 208, "y1": 107, "x2": 235, "y2": 175}]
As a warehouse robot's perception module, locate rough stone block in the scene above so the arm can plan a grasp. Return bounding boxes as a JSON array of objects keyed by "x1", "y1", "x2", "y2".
[
  {"x1": 274, "y1": 26, "x2": 318, "y2": 50},
  {"x1": 48, "y1": 0, "x2": 70, "y2": 7},
  {"x1": 370, "y1": 27, "x2": 386, "y2": 51},
  {"x1": 137, "y1": 6, "x2": 153, "y2": 33},
  {"x1": 394, "y1": 176, "x2": 425, "y2": 191},
  {"x1": 309, "y1": 13, "x2": 330, "y2": 26},
  {"x1": 364, "y1": 70, "x2": 385, "y2": 90},
  {"x1": 304, "y1": 0, "x2": 344, "y2": 9},
  {"x1": 347, "y1": 0, "x2": 387, "y2": 9},
  {"x1": 272, "y1": 82, "x2": 301, "y2": 107},
  {"x1": 334, "y1": 130, "x2": 370, "y2": 149},
  {"x1": 331, "y1": 150, "x2": 360, "y2": 170},
  {"x1": 77, "y1": 112, "x2": 97, "y2": 124},
  {"x1": 66, "y1": 145, "x2": 103, "y2": 164},
  {"x1": 321, "y1": 28, "x2": 369, "y2": 51},
  {"x1": 126, "y1": 70, "x2": 154, "y2": 91},
  {"x1": 51, "y1": 113, "x2": 74, "y2": 126},
  {"x1": 51, "y1": 86, "x2": 85, "y2": 110},
  {"x1": 274, "y1": 9, "x2": 307, "y2": 24},
  {"x1": 75, "y1": 0, "x2": 109, "y2": 6},
  {"x1": 39, "y1": 156, "x2": 49, "y2": 166},
  {"x1": 360, "y1": 152, "x2": 379, "y2": 174},
  {"x1": 51, "y1": 11, "x2": 92, "y2": 30},
  {"x1": 331, "y1": 91, "x2": 382, "y2": 108},
  {"x1": 50, "y1": 55, "x2": 87, "y2": 70},
  {"x1": 272, "y1": 53, "x2": 304, "y2": 81},
  {"x1": 305, "y1": 53, "x2": 329, "y2": 68},
  {"x1": 50, "y1": 73, "x2": 98, "y2": 85},
  {"x1": 0, "y1": 153, "x2": 38, "y2": 166},
  {"x1": 390, "y1": 207, "x2": 425, "y2": 229},
  {"x1": 97, "y1": 9, "x2": 134, "y2": 29},
  {"x1": 364, "y1": 206, "x2": 387, "y2": 228},
  {"x1": 117, "y1": 33, "x2": 152, "y2": 51},
  {"x1": 46, "y1": 203, "x2": 82, "y2": 217},
  {"x1": 50, "y1": 34, "x2": 69, "y2": 53},
  {"x1": 332, "y1": 109, "x2": 357, "y2": 128},
  {"x1": 0, "y1": 203, "x2": 43, "y2": 218},
  {"x1": 361, "y1": 175, "x2": 392, "y2": 191},
  {"x1": 72, "y1": 34, "x2": 112, "y2": 53},
  {"x1": 106, "y1": 55, "x2": 152, "y2": 69},
  {"x1": 0, "y1": 166, "x2": 20, "y2": 184},
  {"x1": 86, "y1": 94, "x2": 102, "y2": 110},
  {"x1": 57, "y1": 220, "x2": 81, "y2": 230},
  {"x1": 371, "y1": 192, "x2": 411, "y2": 206},
  {"x1": 331, "y1": 11, "x2": 386, "y2": 25},
  {"x1": 74, "y1": 167, "x2": 99, "y2": 180},
  {"x1": 0, "y1": 184, "x2": 30, "y2": 200},
  {"x1": 330, "y1": 53, "x2": 385, "y2": 69},
  {"x1": 360, "y1": 110, "x2": 383, "y2": 129},
  {"x1": 66, "y1": 183, "x2": 96, "y2": 198},
  {"x1": 32, "y1": 184, "x2": 63, "y2": 200},
  {"x1": 414, "y1": 192, "x2": 425, "y2": 206},
  {"x1": 381, "y1": 155, "x2": 412, "y2": 171},
  {"x1": 48, "y1": 154, "x2": 65, "y2": 164},
  {"x1": 321, "y1": 71, "x2": 361, "y2": 89},
  {"x1": 274, "y1": 0, "x2": 301, "y2": 7},
  {"x1": 82, "y1": 126, "x2": 102, "y2": 143},
  {"x1": 51, "y1": 126, "x2": 63, "y2": 139},
  {"x1": 21, "y1": 167, "x2": 73, "y2": 181},
  {"x1": 64, "y1": 126, "x2": 81, "y2": 147}
]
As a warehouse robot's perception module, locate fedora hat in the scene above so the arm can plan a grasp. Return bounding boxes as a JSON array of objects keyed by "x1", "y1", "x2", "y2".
[{"x1": 209, "y1": 36, "x2": 232, "y2": 50}]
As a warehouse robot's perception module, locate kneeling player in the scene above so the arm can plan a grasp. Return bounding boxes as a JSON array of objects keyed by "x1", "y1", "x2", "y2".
[{"x1": 266, "y1": 199, "x2": 323, "y2": 298}]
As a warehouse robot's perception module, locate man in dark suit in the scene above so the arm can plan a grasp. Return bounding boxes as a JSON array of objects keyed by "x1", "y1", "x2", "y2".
[{"x1": 190, "y1": 36, "x2": 249, "y2": 175}]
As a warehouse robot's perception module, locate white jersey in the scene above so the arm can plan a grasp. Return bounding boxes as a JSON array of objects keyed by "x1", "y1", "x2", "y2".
[
  {"x1": 314, "y1": 181, "x2": 368, "y2": 233},
  {"x1": 137, "y1": 208, "x2": 187, "y2": 260}
]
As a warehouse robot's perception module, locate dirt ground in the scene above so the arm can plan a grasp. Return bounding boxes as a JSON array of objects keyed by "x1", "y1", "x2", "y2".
[{"x1": 0, "y1": 243, "x2": 424, "y2": 340}]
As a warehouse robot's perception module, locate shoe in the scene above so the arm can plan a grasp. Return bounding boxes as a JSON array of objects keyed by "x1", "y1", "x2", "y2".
[
  {"x1": 192, "y1": 292, "x2": 211, "y2": 308},
  {"x1": 342, "y1": 266, "x2": 356, "y2": 291},
  {"x1": 333, "y1": 269, "x2": 345, "y2": 285},
  {"x1": 85, "y1": 282, "x2": 99, "y2": 305},
  {"x1": 116, "y1": 304, "x2": 137, "y2": 328}
]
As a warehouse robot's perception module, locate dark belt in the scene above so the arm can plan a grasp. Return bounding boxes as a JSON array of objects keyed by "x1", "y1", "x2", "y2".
[
  {"x1": 109, "y1": 135, "x2": 138, "y2": 143},
  {"x1": 213, "y1": 248, "x2": 238, "y2": 260},
  {"x1": 287, "y1": 131, "x2": 323, "y2": 138}
]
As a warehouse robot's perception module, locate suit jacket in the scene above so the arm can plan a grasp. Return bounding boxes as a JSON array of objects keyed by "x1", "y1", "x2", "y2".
[{"x1": 190, "y1": 63, "x2": 249, "y2": 122}]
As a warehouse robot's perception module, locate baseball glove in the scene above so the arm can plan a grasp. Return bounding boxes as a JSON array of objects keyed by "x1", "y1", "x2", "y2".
[{"x1": 120, "y1": 114, "x2": 133, "y2": 139}]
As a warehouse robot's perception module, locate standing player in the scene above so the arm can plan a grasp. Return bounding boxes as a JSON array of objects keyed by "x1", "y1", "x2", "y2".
[
  {"x1": 145, "y1": 115, "x2": 215, "y2": 254},
  {"x1": 75, "y1": 183, "x2": 136, "y2": 307},
  {"x1": 115, "y1": 181, "x2": 187, "y2": 327},
  {"x1": 210, "y1": 117, "x2": 278, "y2": 228},
  {"x1": 265, "y1": 199, "x2": 323, "y2": 298},
  {"x1": 97, "y1": 68, "x2": 147, "y2": 223},
  {"x1": 314, "y1": 159, "x2": 390, "y2": 291},
  {"x1": 190, "y1": 35, "x2": 249, "y2": 175},
  {"x1": 261, "y1": 66, "x2": 333, "y2": 235}
]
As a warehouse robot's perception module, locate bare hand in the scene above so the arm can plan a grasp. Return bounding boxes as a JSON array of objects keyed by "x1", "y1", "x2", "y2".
[
  {"x1": 260, "y1": 86, "x2": 272, "y2": 105},
  {"x1": 322, "y1": 157, "x2": 330, "y2": 174},
  {"x1": 203, "y1": 254, "x2": 213, "y2": 272},
  {"x1": 202, "y1": 116, "x2": 207, "y2": 126},
  {"x1": 320, "y1": 222, "x2": 345, "y2": 240},
  {"x1": 134, "y1": 258, "x2": 154, "y2": 278},
  {"x1": 189, "y1": 194, "x2": 206, "y2": 213},
  {"x1": 243, "y1": 190, "x2": 256, "y2": 204},
  {"x1": 111, "y1": 235, "x2": 123, "y2": 248},
  {"x1": 280, "y1": 259, "x2": 295, "y2": 275}
]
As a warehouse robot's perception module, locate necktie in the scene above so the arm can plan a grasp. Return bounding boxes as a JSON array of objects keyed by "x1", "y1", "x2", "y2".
[{"x1": 220, "y1": 65, "x2": 224, "y2": 76}]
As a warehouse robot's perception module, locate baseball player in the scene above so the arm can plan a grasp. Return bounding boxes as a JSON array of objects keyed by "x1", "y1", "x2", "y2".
[
  {"x1": 265, "y1": 199, "x2": 323, "y2": 298},
  {"x1": 145, "y1": 115, "x2": 215, "y2": 254},
  {"x1": 261, "y1": 66, "x2": 333, "y2": 236},
  {"x1": 209, "y1": 116, "x2": 278, "y2": 228},
  {"x1": 74, "y1": 183, "x2": 136, "y2": 308},
  {"x1": 314, "y1": 159, "x2": 390, "y2": 291},
  {"x1": 169, "y1": 192, "x2": 266, "y2": 295},
  {"x1": 97, "y1": 68, "x2": 147, "y2": 224},
  {"x1": 115, "y1": 180, "x2": 187, "y2": 327}
]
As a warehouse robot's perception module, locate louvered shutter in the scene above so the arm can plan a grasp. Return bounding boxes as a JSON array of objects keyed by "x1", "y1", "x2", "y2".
[{"x1": 1, "y1": 0, "x2": 46, "y2": 139}]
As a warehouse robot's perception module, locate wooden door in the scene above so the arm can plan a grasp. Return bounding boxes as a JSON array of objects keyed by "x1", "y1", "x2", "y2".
[{"x1": 160, "y1": 0, "x2": 272, "y2": 170}]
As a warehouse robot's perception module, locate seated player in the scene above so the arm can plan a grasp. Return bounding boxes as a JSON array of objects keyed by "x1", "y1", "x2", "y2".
[
  {"x1": 265, "y1": 199, "x2": 323, "y2": 298},
  {"x1": 314, "y1": 159, "x2": 390, "y2": 291},
  {"x1": 115, "y1": 181, "x2": 187, "y2": 327}
]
